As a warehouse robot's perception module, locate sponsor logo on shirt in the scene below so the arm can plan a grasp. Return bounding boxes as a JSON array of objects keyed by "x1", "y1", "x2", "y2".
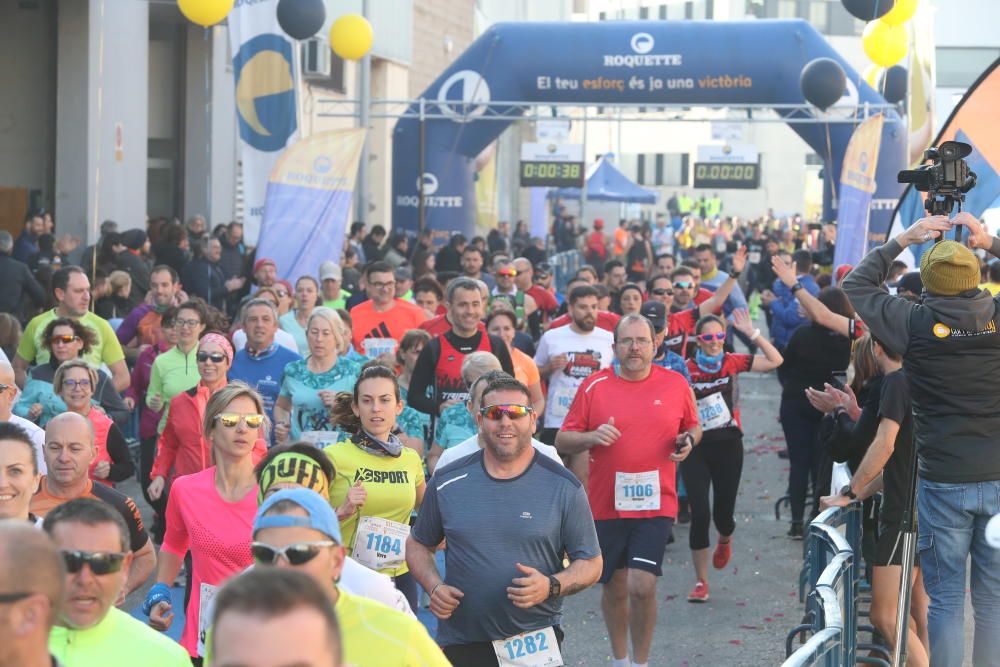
[
  {"x1": 563, "y1": 350, "x2": 603, "y2": 379},
  {"x1": 520, "y1": 511, "x2": 533, "y2": 520},
  {"x1": 354, "y1": 468, "x2": 410, "y2": 484},
  {"x1": 933, "y1": 320, "x2": 997, "y2": 339}
]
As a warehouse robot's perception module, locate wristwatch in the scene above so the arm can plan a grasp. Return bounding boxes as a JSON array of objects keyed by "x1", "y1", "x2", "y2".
[
  {"x1": 547, "y1": 575, "x2": 561, "y2": 600},
  {"x1": 730, "y1": 270, "x2": 742, "y2": 278},
  {"x1": 791, "y1": 281, "x2": 804, "y2": 293},
  {"x1": 839, "y1": 484, "x2": 857, "y2": 501}
]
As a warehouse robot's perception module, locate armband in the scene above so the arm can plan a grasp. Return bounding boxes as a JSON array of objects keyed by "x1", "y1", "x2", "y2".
[{"x1": 142, "y1": 582, "x2": 172, "y2": 616}]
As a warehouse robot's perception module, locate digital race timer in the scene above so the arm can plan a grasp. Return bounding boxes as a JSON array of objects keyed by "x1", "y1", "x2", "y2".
[{"x1": 692, "y1": 162, "x2": 761, "y2": 189}]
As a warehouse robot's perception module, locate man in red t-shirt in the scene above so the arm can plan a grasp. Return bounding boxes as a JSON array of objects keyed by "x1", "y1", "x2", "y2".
[{"x1": 557, "y1": 314, "x2": 701, "y2": 667}]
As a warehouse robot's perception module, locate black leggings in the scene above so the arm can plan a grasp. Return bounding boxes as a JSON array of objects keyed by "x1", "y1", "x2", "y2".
[
  {"x1": 780, "y1": 394, "x2": 823, "y2": 524},
  {"x1": 680, "y1": 431, "x2": 744, "y2": 551}
]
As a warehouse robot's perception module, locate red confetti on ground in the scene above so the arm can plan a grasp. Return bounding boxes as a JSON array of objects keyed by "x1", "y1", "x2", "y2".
[
  {"x1": 789, "y1": 592, "x2": 797, "y2": 597},
  {"x1": 764, "y1": 617, "x2": 774, "y2": 623},
  {"x1": 774, "y1": 613, "x2": 785, "y2": 617},
  {"x1": 732, "y1": 567, "x2": 739, "y2": 574},
  {"x1": 735, "y1": 601, "x2": 747, "y2": 607},
  {"x1": 754, "y1": 555, "x2": 760, "y2": 561},
  {"x1": 664, "y1": 594, "x2": 677, "y2": 601},
  {"x1": 729, "y1": 640, "x2": 742, "y2": 646}
]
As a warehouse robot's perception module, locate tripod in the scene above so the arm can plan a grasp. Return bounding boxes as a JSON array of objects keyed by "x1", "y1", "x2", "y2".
[{"x1": 890, "y1": 430, "x2": 920, "y2": 667}]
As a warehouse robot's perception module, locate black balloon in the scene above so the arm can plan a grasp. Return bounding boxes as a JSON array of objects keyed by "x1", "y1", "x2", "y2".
[
  {"x1": 879, "y1": 65, "x2": 907, "y2": 104},
  {"x1": 800, "y1": 58, "x2": 847, "y2": 111},
  {"x1": 276, "y1": 0, "x2": 326, "y2": 40},
  {"x1": 841, "y1": 0, "x2": 895, "y2": 21}
]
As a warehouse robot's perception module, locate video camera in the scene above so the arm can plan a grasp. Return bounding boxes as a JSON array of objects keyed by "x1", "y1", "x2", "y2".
[{"x1": 897, "y1": 140, "x2": 977, "y2": 218}]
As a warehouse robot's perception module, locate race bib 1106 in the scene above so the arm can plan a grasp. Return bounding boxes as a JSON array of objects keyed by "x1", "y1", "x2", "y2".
[{"x1": 614, "y1": 470, "x2": 661, "y2": 512}]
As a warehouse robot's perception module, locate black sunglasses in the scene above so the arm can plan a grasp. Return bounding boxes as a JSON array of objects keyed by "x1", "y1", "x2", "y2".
[
  {"x1": 0, "y1": 591, "x2": 34, "y2": 603},
  {"x1": 651, "y1": 288, "x2": 674, "y2": 296},
  {"x1": 196, "y1": 351, "x2": 227, "y2": 363},
  {"x1": 251, "y1": 541, "x2": 336, "y2": 566},
  {"x1": 61, "y1": 550, "x2": 126, "y2": 575}
]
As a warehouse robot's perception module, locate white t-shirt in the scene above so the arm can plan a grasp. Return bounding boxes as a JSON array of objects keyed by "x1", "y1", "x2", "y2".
[
  {"x1": 232, "y1": 328, "x2": 299, "y2": 354},
  {"x1": 340, "y1": 557, "x2": 414, "y2": 617},
  {"x1": 5, "y1": 415, "x2": 47, "y2": 475},
  {"x1": 533, "y1": 325, "x2": 614, "y2": 429},
  {"x1": 436, "y1": 434, "x2": 563, "y2": 472}
]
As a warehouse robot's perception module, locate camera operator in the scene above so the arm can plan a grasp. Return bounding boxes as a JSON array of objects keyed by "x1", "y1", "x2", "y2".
[{"x1": 842, "y1": 212, "x2": 1000, "y2": 667}]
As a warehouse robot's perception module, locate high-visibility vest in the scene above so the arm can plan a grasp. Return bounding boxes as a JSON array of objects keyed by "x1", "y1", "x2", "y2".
[
  {"x1": 677, "y1": 196, "x2": 693, "y2": 214},
  {"x1": 705, "y1": 197, "x2": 722, "y2": 218}
]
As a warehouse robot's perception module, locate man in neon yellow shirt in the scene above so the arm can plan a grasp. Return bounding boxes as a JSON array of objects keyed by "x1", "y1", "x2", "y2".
[
  {"x1": 250, "y1": 488, "x2": 448, "y2": 667},
  {"x1": 15, "y1": 265, "x2": 129, "y2": 392},
  {"x1": 44, "y1": 498, "x2": 190, "y2": 667}
]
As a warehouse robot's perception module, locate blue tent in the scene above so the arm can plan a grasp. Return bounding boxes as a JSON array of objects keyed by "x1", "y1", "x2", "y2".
[{"x1": 553, "y1": 154, "x2": 659, "y2": 204}]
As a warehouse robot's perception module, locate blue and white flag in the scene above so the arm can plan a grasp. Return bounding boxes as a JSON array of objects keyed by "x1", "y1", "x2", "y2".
[{"x1": 228, "y1": 0, "x2": 299, "y2": 244}]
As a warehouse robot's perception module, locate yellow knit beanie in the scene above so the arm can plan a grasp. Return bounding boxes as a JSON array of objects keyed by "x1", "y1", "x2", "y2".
[{"x1": 919, "y1": 240, "x2": 979, "y2": 296}]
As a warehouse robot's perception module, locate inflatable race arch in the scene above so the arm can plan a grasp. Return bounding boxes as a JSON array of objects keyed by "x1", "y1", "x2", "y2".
[{"x1": 392, "y1": 19, "x2": 906, "y2": 242}]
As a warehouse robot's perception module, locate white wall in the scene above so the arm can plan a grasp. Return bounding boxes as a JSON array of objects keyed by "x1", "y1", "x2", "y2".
[{"x1": 56, "y1": 0, "x2": 148, "y2": 242}]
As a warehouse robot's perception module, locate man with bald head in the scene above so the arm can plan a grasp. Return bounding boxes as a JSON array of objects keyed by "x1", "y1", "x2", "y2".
[
  {"x1": 513, "y1": 257, "x2": 559, "y2": 333},
  {"x1": 30, "y1": 412, "x2": 155, "y2": 594},
  {"x1": 0, "y1": 361, "x2": 45, "y2": 474},
  {"x1": 0, "y1": 523, "x2": 66, "y2": 667}
]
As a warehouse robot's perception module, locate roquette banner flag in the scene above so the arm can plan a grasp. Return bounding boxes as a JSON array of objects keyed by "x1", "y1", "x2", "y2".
[
  {"x1": 256, "y1": 129, "x2": 368, "y2": 282},
  {"x1": 834, "y1": 113, "x2": 884, "y2": 269},
  {"x1": 228, "y1": 0, "x2": 299, "y2": 244},
  {"x1": 891, "y1": 57, "x2": 1000, "y2": 265}
]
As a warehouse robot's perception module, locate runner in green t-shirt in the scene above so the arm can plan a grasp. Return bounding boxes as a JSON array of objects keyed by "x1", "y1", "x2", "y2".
[{"x1": 15, "y1": 267, "x2": 128, "y2": 392}]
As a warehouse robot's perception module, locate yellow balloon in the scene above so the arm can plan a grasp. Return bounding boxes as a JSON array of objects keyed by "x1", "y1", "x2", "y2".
[
  {"x1": 863, "y1": 63, "x2": 884, "y2": 88},
  {"x1": 862, "y1": 20, "x2": 908, "y2": 67},
  {"x1": 330, "y1": 14, "x2": 374, "y2": 61},
  {"x1": 881, "y1": 0, "x2": 918, "y2": 26},
  {"x1": 177, "y1": 0, "x2": 233, "y2": 27}
]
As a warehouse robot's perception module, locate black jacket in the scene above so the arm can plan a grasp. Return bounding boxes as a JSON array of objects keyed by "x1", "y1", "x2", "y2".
[
  {"x1": 181, "y1": 257, "x2": 227, "y2": 311},
  {"x1": 0, "y1": 253, "x2": 45, "y2": 321},
  {"x1": 114, "y1": 251, "x2": 151, "y2": 302}
]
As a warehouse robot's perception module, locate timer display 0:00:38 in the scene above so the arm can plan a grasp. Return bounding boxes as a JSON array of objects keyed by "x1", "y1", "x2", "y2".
[{"x1": 519, "y1": 160, "x2": 585, "y2": 187}]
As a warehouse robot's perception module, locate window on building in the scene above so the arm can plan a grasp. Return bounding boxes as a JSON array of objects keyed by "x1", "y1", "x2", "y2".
[
  {"x1": 599, "y1": 10, "x2": 606, "y2": 21},
  {"x1": 746, "y1": 0, "x2": 766, "y2": 19},
  {"x1": 631, "y1": 153, "x2": 689, "y2": 186},
  {"x1": 827, "y1": 1, "x2": 864, "y2": 35},
  {"x1": 805, "y1": 153, "x2": 824, "y2": 166},
  {"x1": 685, "y1": 0, "x2": 713, "y2": 19},
  {"x1": 937, "y1": 47, "x2": 1000, "y2": 88},
  {"x1": 807, "y1": 1, "x2": 829, "y2": 33},
  {"x1": 776, "y1": 0, "x2": 797, "y2": 19},
  {"x1": 659, "y1": 4, "x2": 668, "y2": 19},
  {"x1": 639, "y1": 6, "x2": 649, "y2": 19}
]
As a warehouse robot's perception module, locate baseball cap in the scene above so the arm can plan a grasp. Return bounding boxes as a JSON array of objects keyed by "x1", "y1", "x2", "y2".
[
  {"x1": 319, "y1": 261, "x2": 342, "y2": 282},
  {"x1": 594, "y1": 218, "x2": 605, "y2": 229},
  {"x1": 254, "y1": 488, "x2": 342, "y2": 544},
  {"x1": 394, "y1": 265, "x2": 413, "y2": 281},
  {"x1": 253, "y1": 258, "x2": 276, "y2": 274},
  {"x1": 639, "y1": 300, "x2": 667, "y2": 332}
]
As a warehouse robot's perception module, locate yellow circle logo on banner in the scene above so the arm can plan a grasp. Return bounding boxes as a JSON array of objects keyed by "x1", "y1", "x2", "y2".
[
  {"x1": 863, "y1": 20, "x2": 908, "y2": 67},
  {"x1": 178, "y1": 0, "x2": 233, "y2": 27},
  {"x1": 330, "y1": 14, "x2": 374, "y2": 61},
  {"x1": 933, "y1": 323, "x2": 951, "y2": 339}
]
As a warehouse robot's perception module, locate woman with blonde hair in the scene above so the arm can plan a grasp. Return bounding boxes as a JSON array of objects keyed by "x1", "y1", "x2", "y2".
[
  {"x1": 144, "y1": 381, "x2": 266, "y2": 661},
  {"x1": 274, "y1": 307, "x2": 361, "y2": 447}
]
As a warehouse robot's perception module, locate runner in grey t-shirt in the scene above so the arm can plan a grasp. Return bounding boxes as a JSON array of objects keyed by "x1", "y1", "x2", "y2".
[{"x1": 407, "y1": 375, "x2": 602, "y2": 667}]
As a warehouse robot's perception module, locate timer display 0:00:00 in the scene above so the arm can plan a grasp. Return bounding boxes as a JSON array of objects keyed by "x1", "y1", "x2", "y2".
[{"x1": 694, "y1": 163, "x2": 757, "y2": 181}]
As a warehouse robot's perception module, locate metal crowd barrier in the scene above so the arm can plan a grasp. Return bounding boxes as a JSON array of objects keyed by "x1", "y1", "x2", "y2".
[
  {"x1": 549, "y1": 250, "x2": 583, "y2": 296},
  {"x1": 783, "y1": 504, "x2": 889, "y2": 667}
]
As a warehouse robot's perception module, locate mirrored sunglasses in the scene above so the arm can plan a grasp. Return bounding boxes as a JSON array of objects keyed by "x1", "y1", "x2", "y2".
[
  {"x1": 251, "y1": 541, "x2": 335, "y2": 566},
  {"x1": 214, "y1": 413, "x2": 265, "y2": 428},
  {"x1": 480, "y1": 404, "x2": 533, "y2": 421}
]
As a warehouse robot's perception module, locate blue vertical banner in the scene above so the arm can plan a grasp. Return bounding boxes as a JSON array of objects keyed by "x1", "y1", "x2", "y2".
[
  {"x1": 834, "y1": 114, "x2": 883, "y2": 269},
  {"x1": 228, "y1": 0, "x2": 299, "y2": 244},
  {"x1": 256, "y1": 129, "x2": 367, "y2": 281}
]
